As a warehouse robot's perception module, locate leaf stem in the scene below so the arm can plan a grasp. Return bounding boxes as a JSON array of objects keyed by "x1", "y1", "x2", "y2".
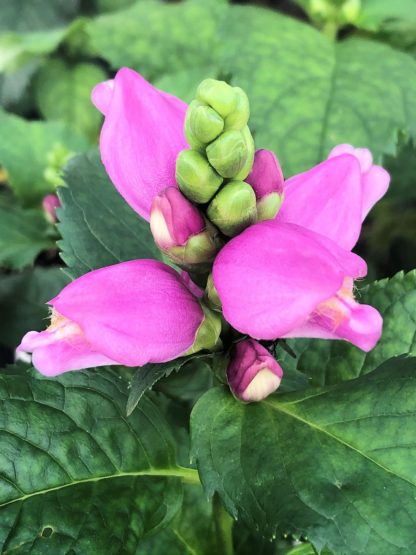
[{"x1": 213, "y1": 493, "x2": 234, "y2": 555}]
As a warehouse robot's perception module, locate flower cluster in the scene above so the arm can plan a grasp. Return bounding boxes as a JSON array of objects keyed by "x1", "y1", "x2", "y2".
[{"x1": 18, "y1": 68, "x2": 389, "y2": 402}]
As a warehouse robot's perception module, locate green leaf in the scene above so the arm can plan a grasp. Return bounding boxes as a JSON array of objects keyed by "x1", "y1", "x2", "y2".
[
  {"x1": 0, "y1": 202, "x2": 53, "y2": 269},
  {"x1": 87, "y1": 0, "x2": 224, "y2": 80},
  {"x1": 191, "y1": 356, "x2": 416, "y2": 555},
  {"x1": 0, "y1": 0, "x2": 79, "y2": 33},
  {"x1": 357, "y1": 0, "x2": 416, "y2": 33},
  {"x1": 91, "y1": 2, "x2": 416, "y2": 175},
  {"x1": 35, "y1": 60, "x2": 107, "y2": 140},
  {"x1": 0, "y1": 109, "x2": 88, "y2": 204},
  {"x1": 279, "y1": 271, "x2": 416, "y2": 386},
  {"x1": 0, "y1": 267, "x2": 69, "y2": 350},
  {"x1": 58, "y1": 150, "x2": 161, "y2": 279},
  {"x1": 136, "y1": 483, "x2": 218, "y2": 555},
  {"x1": 0, "y1": 366, "x2": 194, "y2": 553}
]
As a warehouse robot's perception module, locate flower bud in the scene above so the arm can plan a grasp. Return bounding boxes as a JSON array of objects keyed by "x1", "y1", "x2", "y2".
[
  {"x1": 246, "y1": 149, "x2": 284, "y2": 221},
  {"x1": 233, "y1": 125, "x2": 255, "y2": 180},
  {"x1": 176, "y1": 149, "x2": 223, "y2": 204},
  {"x1": 224, "y1": 87, "x2": 250, "y2": 131},
  {"x1": 196, "y1": 78, "x2": 237, "y2": 118},
  {"x1": 227, "y1": 339, "x2": 283, "y2": 402},
  {"x1": 42, "y1": 194, "x2": 61, "y2": 223},
  {"x1": 206, "y1": 127, "x2": 254, "y2": 179},
  {"x1": 207, "y1": 180, "x2": 257, "y2": 237},
  {"x1": 186, "y1": 99, "x2": 224, "y2": 144},
  {"x1": 186, "y1": 303, "x2": 222, "y2": 355},
  {"x1": 150, "y1": 187, "x2": 219, "y2": 266}
]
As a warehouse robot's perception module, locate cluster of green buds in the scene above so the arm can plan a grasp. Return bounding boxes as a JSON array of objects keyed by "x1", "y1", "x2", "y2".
[{"x1": 176, "y1": 79, "x2": 257, "y2": 238}]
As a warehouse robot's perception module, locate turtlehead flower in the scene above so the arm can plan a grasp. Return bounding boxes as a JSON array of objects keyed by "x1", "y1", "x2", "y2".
[
  {"x1": 19, "y1": 68, "x2": 389, "y2": 381},
  {"x1": 150, "y1": 187, "x2": 219, "y2": 267},
  {"x1": 227, "y1": 339, "x2": 283, "y2": 402},
  {"x1": 18, "y1": 260, "x2": 220, "y2": 376},
  {"x1": 246, "y1": 149, "x2": 284, "y2": 221},
  {"x1": 42, "y1": 194, "x2": 61, "y2": 223}
]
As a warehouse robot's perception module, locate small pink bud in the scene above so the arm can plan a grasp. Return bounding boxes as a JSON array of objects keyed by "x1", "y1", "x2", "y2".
[
  {"x1": 42, "y1": 194, "x2": 60, "y2": 223},
  {"x1": 150, "y1": 187, "x2": 219, "y2": 267},
  {"x1": 246, "y1": 150, "x2": 284, "y2": 221},
  {"x1": 227, "y1": 338, "x2": 283, "y2": 402}
]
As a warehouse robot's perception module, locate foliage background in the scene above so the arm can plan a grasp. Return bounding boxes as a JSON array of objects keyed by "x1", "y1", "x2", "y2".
[{"x1": 0, "y1": 1, "x2": 416, "y2": 554}]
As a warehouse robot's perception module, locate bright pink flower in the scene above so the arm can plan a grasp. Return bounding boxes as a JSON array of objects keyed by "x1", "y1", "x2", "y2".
[
  {"x1": 42, "y1": 194, "x2": 61, "y2": 223},
  {"x1": 227, "y1": 338, "x2": 283, "y2": 402},
  {"x1": 17, "y1": 260, "x2": 204, "y2": 375},
  {"x1": 150, "y1": 187, "x2": 205, "y2": 250},
  {"x1": 92, "y1": 68, "x2": 188, "y2": 221},
  {"x1": 246, "y1": 149, "x2": 284, "y2": 199}
]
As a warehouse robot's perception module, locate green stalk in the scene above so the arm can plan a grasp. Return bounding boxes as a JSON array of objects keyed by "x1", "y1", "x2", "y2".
[{"x1": 213, "y1": 493, "x2": 234, "y2": 555}]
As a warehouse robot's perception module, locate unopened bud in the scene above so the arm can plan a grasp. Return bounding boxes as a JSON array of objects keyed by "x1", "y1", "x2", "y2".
[
  {"x1": 186, "y1": 99, "x2": 224, "y2": 144},
  {"x1": 176, "y1": 149, "x2": 223, "y2": 204},
  {"x1": 233, "y1": 126, "x2": 255, "y2": 180},
  {"x1": 196, "y1": 79, "x2": 237, "y2": 118},
  {"x1": 205, "y1": 273, "x2": 222, "y2": 309},
  {"x1": 207, "y1": 180, "x2": 256, "y2": 237},
  {"x1": 227, "y1": 339, "x2": 283, "y2": 402},
  {"x1": 246, "y1": 149, "x2": 284, "y2": 221},
  {"x1": 42, "y1": 194, "x2": 60, "y2": 223},
  {"x1": 224, "y1": 87, "x2": 250, "y2": 131},
  {"x1": 150, "y1": 187, "x2": 219, "y2": 266},
  {"x1": 341, "y1": 0, "x2": 361, "y2": 23},
  {"x1": 186, "y1": 304, "x2": 222, "y2": 355},
  {"x1": 206, "y1": 127, "x2": 254, "y2": 179}
]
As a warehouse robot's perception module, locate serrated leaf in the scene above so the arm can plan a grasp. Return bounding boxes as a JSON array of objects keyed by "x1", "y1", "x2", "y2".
[
  {"x1": 0, "y1": 202, "x2": 53, "y2": 269},
  {"x1": 58, "y1": 150, "x2": 161, "y2": 279},
  {"x1": 191, "y1": 356, "x2": 416, "y2": 555},
  {"x1": 35, "y1": 60, "x2": 107, "y2": 140},
  {"x1": 0, "y1": 109, "x2": 88, "y2": 204},
  {"x1": 0, "y1": 0, "x2": 79, "y2": 33},
  {"x1": 279, "y1": 271, "x2": 416, "y2": 386},
  {"x1": 90, "y1": 2, "x2": 416, "y2": 175},
  {"x1": 0, "y1": 267, "x2": 69, "y2": 350},
  {"x1": 0, "y1": 366, "x2": 193, "y2": 554}
]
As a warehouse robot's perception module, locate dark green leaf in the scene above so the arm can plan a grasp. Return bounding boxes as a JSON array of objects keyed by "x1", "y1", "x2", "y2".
[
  {"x1": 0, "y1": 109, "x2": 88, "y2": 204},
  {"x1": 35, "y1": 60, "x2": 107, "y2": 140},
  {"x1": 0, "y1": 267, "x2": 69, "y2": 350},
  {"x1": 58, "y1": 150, "x2": 161, "y2": 279},
  {"x1": 0, "y1": 202, "x2": 53, "y2": 269},
  {"x1": 191, "y1": 356, "x2": 416, "y2": 555},
  {"x1": 0, "y1": 0, "x2": 79, "y2": 33},
  {"x1": 279, "y1": 271, "x2": 416, "y2": 386},
  {"x1": 0, "y1": 366, "x2": 192, "y2": 553}
]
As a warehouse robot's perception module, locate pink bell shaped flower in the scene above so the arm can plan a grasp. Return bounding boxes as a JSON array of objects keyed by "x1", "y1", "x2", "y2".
[
  {"x1": 42, "y1": 194, "x2": 61, "y2": 223},
  {"x1": 150, "y1": 187, "x2": 219, "y2": 267},
  {"x1": 246, "y1": 149, "x2": 284, "y2": 221},
  {"x1": 92, "y1": 68, "x2": 188, "y2": 221},
  {"x1": 227, "y1": 338, "x2": 283, "y2": 402},
  {"x1": 17, "y1": 260, "x2": 208, "y2": 376}
]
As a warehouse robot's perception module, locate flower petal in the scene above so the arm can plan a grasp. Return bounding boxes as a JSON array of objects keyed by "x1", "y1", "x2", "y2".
[
  {"x1": 279, "y1": 155, "x2": 363, "y2": 250},
  {"x1": 51, "y1": 260, "x2": 204, "y2": 366},
  {"x1": 91, "y1": 79, "x2": 114, "y2": 115},
  {"x1": 98, "y1": 68, "x2": 188, "y2": 220},
  {"x1": 213, "y1": 220, "x2": 362, "y2": 339},
  {"x1": 18, "y1": 330, "x2": 118, "y2": 376}
]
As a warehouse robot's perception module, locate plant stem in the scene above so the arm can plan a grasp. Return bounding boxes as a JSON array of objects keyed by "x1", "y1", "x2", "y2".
[
  {"x1": 213, "y1": 493, "x2": 234, "y2": 555},
  {"x1": 174, "y1": 465, "x2": 201, "y2": 485},
  {"x1": 321, "y1": 20, "x2": 339, "y2": 41}
]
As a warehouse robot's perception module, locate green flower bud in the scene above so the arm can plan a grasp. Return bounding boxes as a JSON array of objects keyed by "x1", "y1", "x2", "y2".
[
  {"x1": 205, "y1": 273, "x2": 222, "y2": 310},
  {"x1": 206, "y1": 129, "x2": 252, "y2": 179},
  {"x1": 207, "y1": 180, "x2": 257, "y2": 237},
  {"x1": 186, "y1": 303, "x2": 222, "y2": 355},
  {"x1": 256, "y1": 192, "x2": 283, "y2": 222},
  {"x1": 196, "y1": 79, "x2": 237, "y2": 118},
  {"x1": 187, "y1": 99, "x2": 224, "y2": 144},
  {"x1": 176, "y1": 149, "x2": 223, "y2": 204},
  {"x1": 224, "y1": 87, "x2": 250, "y2": 131},
  {"x1": 184, "y1": 116, "x2": 205, "y2": 152},
  {"x1": 233, "y1": 126, "x2": 255, "y2": 180}
]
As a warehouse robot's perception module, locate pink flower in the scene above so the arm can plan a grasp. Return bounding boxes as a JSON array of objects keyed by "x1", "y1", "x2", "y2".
[
  {"x1": 17, "y1": 260, "x2": 205, "y2": 376},
  {"x1": 227, "y1": 338, "x2": 283, "y2": 402},
  {"x1": 42, "y1": 194, "x2": 61, "y2": 223},
  {"x1": 246, "y1": 149, "x2": 284, "y2": 221}
]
